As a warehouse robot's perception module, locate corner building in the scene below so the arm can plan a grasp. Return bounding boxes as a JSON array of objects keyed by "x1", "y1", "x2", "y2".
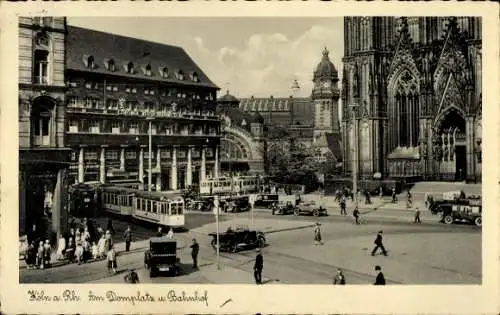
[
  {"x1": 65, "y1": 26, "x2": 221, "y2": 190},
  {"x1": 18, "y1": 17, "x2": 72, "y2": 236},
  {"x1": 342, "y1": 17, "x2": 482, "y2": 182}
]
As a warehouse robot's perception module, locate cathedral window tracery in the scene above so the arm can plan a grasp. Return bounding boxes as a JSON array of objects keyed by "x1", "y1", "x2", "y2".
[{"x1": 392, "y1": 69, "x2": 419, "y2": 148}]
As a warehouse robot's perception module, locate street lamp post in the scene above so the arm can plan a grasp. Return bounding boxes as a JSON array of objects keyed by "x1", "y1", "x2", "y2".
[{"x1": 349, "y1": 104, "x2": 359, "y2": 209}]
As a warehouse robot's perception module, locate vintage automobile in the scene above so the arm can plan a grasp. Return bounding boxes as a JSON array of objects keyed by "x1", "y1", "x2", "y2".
[
  {"x1": 293, "y1": 201, "x2": 328, "y2": 217},
  {"x1": 224, "y1": 196, "x2": 251, "y2": 213},
  {"x1": 272, "y1": 201, "x2": 296, "y2": 215},
  {"x1": 253, "y1": 194, "x2": 280, "y2": 208},
  {"x1": 428, "y1": 195, "x2": 482, "y2": 227},
  {"x1": 209, "y1": 226, "x2": 266, "y2": 253},
  {"x1": 144, "y1": 237, "x2": 181, "y2": 277}
]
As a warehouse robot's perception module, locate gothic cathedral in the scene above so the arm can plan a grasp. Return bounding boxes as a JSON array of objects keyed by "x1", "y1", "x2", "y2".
[{"x1": 342, "y1": 17, "x2": 482, "y2": 182}]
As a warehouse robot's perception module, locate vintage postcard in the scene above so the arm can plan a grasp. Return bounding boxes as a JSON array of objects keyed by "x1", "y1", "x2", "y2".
[{"x1": 0, "y1": 2, "x2": 499, "y2": 314}]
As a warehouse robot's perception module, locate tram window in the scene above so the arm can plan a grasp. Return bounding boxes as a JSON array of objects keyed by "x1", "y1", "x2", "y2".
[
  {"x1": 129, "y1": 196, "x2": 133, "y2": 206},
  {"x1": 152, "y1": 201, "x2": 157, "y2": 213},
  {"x1": 170, "y1": 204, "x2": 177, "y2": 215},
  {"x1": 177, "y1": 203, "x2": 183, "y2": 215}
]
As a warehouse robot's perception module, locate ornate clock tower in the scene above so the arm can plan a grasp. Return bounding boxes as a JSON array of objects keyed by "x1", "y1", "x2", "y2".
[{"x1": 311, "y1": 48, "x2": 340, "y2": 145}]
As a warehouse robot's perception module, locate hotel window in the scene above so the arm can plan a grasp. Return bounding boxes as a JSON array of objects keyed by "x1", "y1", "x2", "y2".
[
  {"x1": 68, "y1": 97, "x2": 79, "y2": 108},
  {"x1": 177, "y1": 150, "x2": 186, "y2": 158},
  {"x1": 84, "y1": 151, "x2": 98, "y2": 161},
  {"x1": 106, "y1": 150, "x2": 119, "y2": 160},
  {"x1": 113, "y1": 85, "x2": 118, "y2": 92},
  {"x1": 87, "y1": 56, "x2": 95, "y2": 69},
  {"x1": 89, "y1": 120, "x2": 100, "y2": 133},
  {"x1": 176, "y1": 70, "x2": 185, "y2": 81},
  {"x1": 71, "y1": 151, "x2": 76, "y2": 161},
  {"x1": 36, "y1": 33, "x2": 49, "y2": 47},
  {"x1": 206, "y1": 149, "x2": 214, "y2": 157},
  {"x1": 145, "y1": 64, "x2": 152, "y2": 76},
  {"x1": 106, "y1": 99, "x2": 118, "y2": 110},
  {"x1": 128, "y1": 122, "x2": 138, "y2": 134},
  {"x1": 191, "y1": 72, "x2": 200, "y2": 82},
  {"x1": 160, "y1": 150, "x2": 170, "y2": 158},
  {"x1": 111, "y1": 121, "x2": 121, "y2": 134},
  {"x1": 33, "y1": 50, "x2": 49, "y2": 85},
  {"x1": 126, "y1": 151, "x2": 137, "y2": 159},
  {"x1": 107, "y1": 59, "x2": 116, "y2": 72},
  {"x1": 126, "y1": 101, "x2": 137, "y2": 110},
  {"x1": 68, "y1": 120, "x2": 79, "y2": 133},
  {"x1": 126, "y1": 62, "x2": 134, "y2": 74},
  {"x1": 192, "y1": 149, "x2": 200, "y2": 158},
  {"x1": 161, "y1": 67, "x2": 169, "y2": 78}
]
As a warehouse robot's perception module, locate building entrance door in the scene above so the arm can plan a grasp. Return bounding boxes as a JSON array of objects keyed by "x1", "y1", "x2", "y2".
[{"x1": 455, "y1": 145, "x2": 467, "y2": 181}]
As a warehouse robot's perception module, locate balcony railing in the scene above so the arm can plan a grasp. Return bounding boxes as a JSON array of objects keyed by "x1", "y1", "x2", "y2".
[
  {"x1": 66, "y1": 128, "x2": 219, "y2": 137},
  {"x1": 33, "y1": 76, "x2": 48, "y2": 85},
  {"x1": 66, "y1": 101, "x2": 221, "y2": 121}
]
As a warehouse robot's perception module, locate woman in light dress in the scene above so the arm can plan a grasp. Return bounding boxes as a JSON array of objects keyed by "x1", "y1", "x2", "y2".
[
  {"x1": 166, "y1": 228, "x2": 174, "y2": 239},
  {"x1": 56, "y1": 234, "x2": 66, "y2": 260},
  {"x1": 97, "y1": 234, "x2": 106, "y2": 259}
]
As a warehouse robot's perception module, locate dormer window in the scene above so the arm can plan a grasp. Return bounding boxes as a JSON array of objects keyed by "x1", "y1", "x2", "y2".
[
  {"x1": 145, "y1": 64, "x2": 152, "y2": 76},
  {"x1": 126, "y1": 62, "x2": 134, "y2": 74},
  {"x1": 191, "y1": 72, "x2": 200, "y2": 82},
  {"x1": 160, "y1": 67, "x2": 169, "y2": 78},
  {"x1": 176, "y1": 70, "x2": 185, "y2": 81},
  {"x1": 107, "y1": 59, "x2": 116, "y2": 72},
  {"x1": 87, "y1": 56, "x2": 95, "y2": 69}
]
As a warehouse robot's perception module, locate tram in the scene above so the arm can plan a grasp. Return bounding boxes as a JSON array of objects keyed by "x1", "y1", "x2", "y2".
[
  {"x1": 199, "y1": 175, "x2": 259, "y2": 195},
  {"x1": 99, "y1": 186, "x2": 185, "y2": 228},
  {"x1": 69, "y1": 183, "x2": 97, "y2": 218}
]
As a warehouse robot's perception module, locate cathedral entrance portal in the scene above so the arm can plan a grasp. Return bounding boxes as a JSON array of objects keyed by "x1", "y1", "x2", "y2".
[{"x1": 433, "y1": 107, "x2": 467, "y2": 181}]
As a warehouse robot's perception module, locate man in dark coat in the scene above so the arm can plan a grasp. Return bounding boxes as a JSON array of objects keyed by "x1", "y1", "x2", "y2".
[
  {"x1": 123, "y1": 226, "x2": 132, "y2": 252},
  {"x1": 371, "y1": 231, "x2": 388, "y2": 256},
  {"x1": 254, "y1": 248, "x2": 263, "y2": 284},
  {"x1": 124, "y1": 269, "x2": 140, "y2": 283},
  {"x1": 353, "y1": 207, "x2": 360, "y2": 225},
  {"x1": 374, "y1": 265, "x2": 386, "y2": 285},
  {"x1": 190, "y1": 238, "x2": 200, "y2": 269},
  {"x1": 340, "y1": 196, "x2": 347, "y2": 215},
  {"x1": 156, "y1": 226, "x2": 163, "y2": 237},
  {"x1": 333, "y1": 269, "x2": 346, "y2": 285}
]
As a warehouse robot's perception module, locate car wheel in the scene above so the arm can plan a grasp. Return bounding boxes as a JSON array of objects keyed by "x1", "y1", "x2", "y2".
[
  {"x1": 313, "y1": 209, "x2": 319, "y2": 217},
  {"x1": 474, "y1": 217, "x2": 482, "y2": 227},
  {"x1": 211, "y1": 239, "x2": 217, "y2": 250},
  {"x1": 294, "y1": 208, "x2": 300, "y2": 216},
  {"x1": 444, "y1": 215, "x2": 454, "y2": 225}
]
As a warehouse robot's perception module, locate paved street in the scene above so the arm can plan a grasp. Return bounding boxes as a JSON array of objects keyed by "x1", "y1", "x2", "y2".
[{"x1": 20, "y1": 212, "x2": 480, "y2": 285}]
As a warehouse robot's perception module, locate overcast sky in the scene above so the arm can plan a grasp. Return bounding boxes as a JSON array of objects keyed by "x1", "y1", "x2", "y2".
[{"x1": 68, "y1": 17, "x2": 344, "y2": 99}]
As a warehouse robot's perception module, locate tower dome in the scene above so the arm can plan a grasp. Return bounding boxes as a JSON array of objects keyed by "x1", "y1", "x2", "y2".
[
  {"x1": 218, "y1": 90, "x2": 239, "y2": 103},
  {"x1": 313, "y1": 47, "x2": 338, "y2": 82}
]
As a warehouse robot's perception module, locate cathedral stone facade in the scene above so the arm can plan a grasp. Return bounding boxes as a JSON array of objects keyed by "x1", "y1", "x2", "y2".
[{"x1": 342, "y1": 17, "x2": 482, "y2": 182}]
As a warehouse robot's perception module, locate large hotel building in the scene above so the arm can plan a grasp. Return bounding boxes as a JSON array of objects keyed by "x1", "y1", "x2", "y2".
[{"x1": 19, "y1": 17, "x2": 221, "y2": 235}]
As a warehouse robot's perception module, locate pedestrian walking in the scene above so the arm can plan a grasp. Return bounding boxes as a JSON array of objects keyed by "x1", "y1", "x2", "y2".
[
  {"x1": 166, "y1": 228, "x2": 174, "y2": 239},
  {"x1": 66, "y1": 237, "x2": 75, "y2": 262},
  {"x1": 371, "y1": 231, "x2": 388, "y2": 256},
  {"x1": 105, "y1": 230, "x2": 113, "y2": 251},
  {"x1": 156, "y1": 226, "x2": 163, "y2": 237},
  {"x1": 97, "y1": 234, "x2": 106, "y2": 259},
  {"x1": 379, "y1": 186, "x2": 383, "y2": 200},
  {"x1": 374, "y1": 265, "x2": 386, "y2": 285},
  {"x1": 124, "y1": 269, "x2": 140, "y2": 283},
  {"x1": 407, "y1": 190, "x2": 413, "y2": 208},
  {"x1": 333, "y1": 269, "x2": 346, "y2": 285},
  {"x1": 107, "y1": 245, "x2": 117, "y2": 274},
  {"x1": 353, "y1": 207, "x2": 360, "y2": 225},
  {"x1": 414, "y1": 207, "x2": 421, "y2": 224},
  {"x1": 254, "y1": 248, "x2": 263, "y2": 284},
  {"x1": 190, "y1": 238, "x2": 200, "y2": 269},
  {"x1": 43, "y1": 239, "x2": 52, "y2": 268},
  {"x1": 91, "y1": 241, "x2": 99, "y2": 260},
  {"x1": 26, "y1": 241, "x2": 36, "y2": 270},
  {"x1": 391, "y1": 188, "x2": 397, "y2": 203},
  {"x1": 340, "y1": 196, "x2": 347, "y2": 215},
  {"x1": 36, "y1": 241, "x2": 44, "y2": 269},
  {"x1": 75, "y1": 241, "x2": 84, "y2": 265},
  {"x1": 123, "y1": 226, "x2": 132, "y2": 252},
  {"x1": 56, "y1": 234, "x2": 66, "y2": 261},
  {"x1": 313, "y1": 223, "x2": 323, "y2": 245}
]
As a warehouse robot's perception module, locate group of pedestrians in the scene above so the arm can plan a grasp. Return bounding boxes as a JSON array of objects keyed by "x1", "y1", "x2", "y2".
[{"x1": 23, "y1": 239, "x2": 53, "y2": 270}]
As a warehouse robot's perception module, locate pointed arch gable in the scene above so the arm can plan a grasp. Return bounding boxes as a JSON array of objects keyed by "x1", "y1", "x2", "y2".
[{"x1": 433, "y1": 104, "x2": 466, "y2": 131}]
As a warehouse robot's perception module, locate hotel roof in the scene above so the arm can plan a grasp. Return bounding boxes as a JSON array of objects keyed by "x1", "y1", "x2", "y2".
[{"x1": 66, "y1": 25, "x2": 219, "y2": 89}]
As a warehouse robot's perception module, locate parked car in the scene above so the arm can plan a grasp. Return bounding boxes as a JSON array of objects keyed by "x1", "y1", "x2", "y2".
[
  {"x1": 253, "y1": 194, "x2": 280, "y2": 208},
  {"x1": 272, "y1": 201, "x2": 296, "y2": 215},
  {"x1": 293, "y1": 201, "x2": 328, "y2": 217},
  {"x1": 144, "y1": 237, "x2": 181, "y2": 277},
  {"x1": 428, "y1": 196, "x2": 482, "y2": 227},
  {"x1": 224, "y1": 196, "x2": 251, "y2": 213},
  {"x1": 209, "y1": 226, "x2": 266, "y2": 253}
]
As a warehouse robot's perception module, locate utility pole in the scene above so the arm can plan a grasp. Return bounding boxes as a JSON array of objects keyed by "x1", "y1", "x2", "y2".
[
  {"x1": 147, "y1": 117, "x2": 153, "y2": 191},
  {"x1": 349, "y1": 104, "x2": 359, "y2": 209}
]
